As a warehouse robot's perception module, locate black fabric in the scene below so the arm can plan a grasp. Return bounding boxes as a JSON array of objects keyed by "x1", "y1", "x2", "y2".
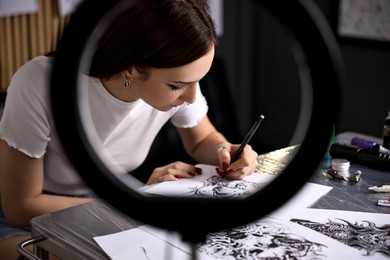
[
  {"x1": 201, "y1": 56, "x2": 241, "y2": 144},
  {"x1": 0, "y1": 91, "x2": 6, "y2": 120}
]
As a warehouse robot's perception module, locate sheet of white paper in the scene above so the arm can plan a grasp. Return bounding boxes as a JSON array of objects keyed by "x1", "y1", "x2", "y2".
[
  {"x1": 143, "y1": 164, "x2": 277, "y2": 199},
  {"x1": 94, "y1": 182, "x2": 386, "y2": 259},
  {"x1": 0, "y1": 0, "x2": 37, "y2": 18},
  {"x1": 139, "y1": 182, "x2": 334, "y2": 254},
  {"x1": 268, "y1": 182, "x2": 333, "y2": 219},
  {"x1": 97, "y1": 161, "x2": 381, "y2": 259},
  {"x1": 290, "y1": 208, "x2": 390, "y2": 259},
  {"x1": 196, "y1": 216, "x2": 364, "y2": 259},
  {"x1": 95, "y1": 171, "x2": 345, "y2": 259},
  {"x1": 139, "y1": 225, "x2": 191, "y2": 253},
  {"x1": 98, "y1": 215, "x2": 364, "y2": 260},
  {"x1": 94, "y1": 227, "x2": 191, "y2": 260}
]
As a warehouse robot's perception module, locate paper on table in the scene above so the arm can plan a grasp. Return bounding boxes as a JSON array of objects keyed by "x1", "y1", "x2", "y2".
[
  {"x1": 95, "y1": 178, "x2": 338, "y2": 260},
  {"x1": 95, "y1": 215, "x2": 364, "y2": 260},
  {"x1": 141, "y1": 145, "x2": 298, "y2": 197},
  {"x1": 142, "y1": 164, "x2": 277, "y2": 198},
  {"x1": 290, "y1": 208, "x2": 390, "y2": 259},
  {"x1": 93, "y1": 227, "x2": 191, "y2": 260},
  {"x1": 195, "y1": 216, "x2": 364, "y2": 259},
  {"x1": 268, "y1": 182, "x2": 333, "y2": 220}
]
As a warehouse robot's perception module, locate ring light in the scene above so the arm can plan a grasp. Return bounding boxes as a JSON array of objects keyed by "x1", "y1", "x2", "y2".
[{"x1": 51, "y1": 0, "x2": 343, "y2": 243}]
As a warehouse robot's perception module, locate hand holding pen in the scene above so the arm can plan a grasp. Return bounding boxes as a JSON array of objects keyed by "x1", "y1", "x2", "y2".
[{"x1": 216, "y1": 115, "x2": 265, "y2": 178}]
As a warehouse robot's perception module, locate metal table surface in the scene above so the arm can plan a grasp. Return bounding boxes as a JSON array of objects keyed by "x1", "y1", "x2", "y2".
[
  {"x1": 309, "y1": 131, "x2": 390, "y2": 214},
  {"x1": 309, "y1": 163, "x2": 390, "y2": 214},
  {"x1": 26, "y1": 200, "x2": 142, "y2": 260}
]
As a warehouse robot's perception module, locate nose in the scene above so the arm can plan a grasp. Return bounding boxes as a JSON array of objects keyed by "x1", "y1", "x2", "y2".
[{"x1": 181, "y1": 83, "x2": 197, "y2": 104}]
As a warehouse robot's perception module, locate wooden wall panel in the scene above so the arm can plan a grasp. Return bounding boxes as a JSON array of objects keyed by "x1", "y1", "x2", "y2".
[{"x1": 0, "y1": 0, "x2": 69, "y2": 92}]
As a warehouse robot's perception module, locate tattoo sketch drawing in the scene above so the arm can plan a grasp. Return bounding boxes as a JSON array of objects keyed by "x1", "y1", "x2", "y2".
[
  {"x1": 196, "y1": 217, "x2": 362, "y2": 260},
  {"x1": 143, "y1": 164, "x2": 276, "y2": 198},
  {"x1": 291, "y1": 218, "x2": 390, "y2": 258},
  {"x1": 189, "y1": 175, "x2": 263, "y2": 199}
]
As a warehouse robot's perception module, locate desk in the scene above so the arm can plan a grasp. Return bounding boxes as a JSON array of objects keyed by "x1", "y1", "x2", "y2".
[
  {"x1": 310, "y1": 131, "x2": 390, "y2": 214},
  {"x1": 24, "y1": 201, "x2": 140, "y2": 260},
  {"x1": 309, "y1": 164, "x2": 390, "y2": 214},
  {"x1": 19, "y1": 143, "x2": 390, "y2": 259},
  {"x1": 21, "y1": 166, "x2": 390, "y2": 260}
]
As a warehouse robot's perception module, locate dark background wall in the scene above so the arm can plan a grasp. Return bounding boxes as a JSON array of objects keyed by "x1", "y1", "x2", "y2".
[
  {"x1": 314, "y1": 0, "x2": 390, "y2": 138},
  {"x1": 213, "y1": 0, "x2": 390, "y2": 153}
]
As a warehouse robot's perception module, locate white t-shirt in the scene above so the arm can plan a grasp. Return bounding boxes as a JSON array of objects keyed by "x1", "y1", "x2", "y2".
[{"x1": 0, "y1": 56, "x2": 208, "y2": 195}]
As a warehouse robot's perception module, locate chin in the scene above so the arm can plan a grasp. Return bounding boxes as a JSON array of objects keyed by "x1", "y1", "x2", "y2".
[{"x1": 155, "y1": 106, "x2": 174, "y2": 112}]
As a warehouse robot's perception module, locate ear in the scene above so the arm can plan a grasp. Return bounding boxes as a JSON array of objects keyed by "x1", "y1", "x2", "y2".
[
  {"x1": 121, "y1": 68, "x2": 132, "y2": 78},
  {"x1": 122, "y1": 66, "x2": 138, "y2": 79}
]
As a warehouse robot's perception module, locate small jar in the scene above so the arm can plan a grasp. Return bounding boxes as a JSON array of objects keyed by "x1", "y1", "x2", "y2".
[{"x1": 331, "y1": 158, "x2": 350, "y2": 178}]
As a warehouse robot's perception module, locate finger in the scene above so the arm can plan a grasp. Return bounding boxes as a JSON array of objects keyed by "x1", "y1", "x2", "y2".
[
  {"x1": 227, "y1": 163, "x2": 256, "y2": 179},
  {"x1": 216, "y1": 146, "x2": 231, "y2": 170},
  {"x1": 153, "y1": 173, "x2": 180, "y2": 183},
  {"x1": 166, "y1": 166, "x2": 197, "y2": 179},
  {"x1": 192, "y1": 166, "x2": 203, "y2": 175},
  {"x1": 225, "y1": 147, "x2": 258, "y2": 178},
  {"x1": 215, "y1": 144, "x2": 239, "y2": 175},
  {"x1": 234, "y1": 156, "x2": 258, "y2": 177},
  {"x1": 168, "y1": 161, "x2": 201, "y2": 175}
]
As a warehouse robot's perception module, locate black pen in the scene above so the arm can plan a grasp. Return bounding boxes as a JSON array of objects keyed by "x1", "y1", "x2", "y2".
[{"x1": 222, "y1": 114, "x2": 265, "y2": 178}]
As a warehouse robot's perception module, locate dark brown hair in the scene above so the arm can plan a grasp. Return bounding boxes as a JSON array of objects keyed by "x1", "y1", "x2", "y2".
[{"x1": 89, "y1": 0, "x2": 217, "y2": 78}]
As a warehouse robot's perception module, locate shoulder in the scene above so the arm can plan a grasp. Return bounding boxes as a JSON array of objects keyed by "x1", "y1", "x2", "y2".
[
  {"x1": 4, "y1": 55, "x2": 54, "y2": 121},
  {"x1": 13, "y1": 55, "x2": 53, "y2": 80},
  {"x1": 7, "y1": 56, "x2": 53, "y2": 97}
]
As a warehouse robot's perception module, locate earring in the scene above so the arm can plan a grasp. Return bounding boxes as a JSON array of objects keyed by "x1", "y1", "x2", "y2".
[{"x1": 124, "y1": 77, "x2": 131, "y2": 87}]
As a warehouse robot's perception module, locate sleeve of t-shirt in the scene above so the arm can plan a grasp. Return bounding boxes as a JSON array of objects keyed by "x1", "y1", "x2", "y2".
[
  {"x1": 170, "y1": 83, "x2": 209, "y2": 128},
  {"x1": 0, "y1": 56, "x2": 53, "y2": 158}
]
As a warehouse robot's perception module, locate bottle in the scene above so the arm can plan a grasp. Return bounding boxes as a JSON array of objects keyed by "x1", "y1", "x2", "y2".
[
  {"x1": 351, "y1": 136, "x2": 390, "y2": 154},
  {"x1": 322, "y1": 124, "x2": 335, "y2": 170},
  {"x1": 330, "y1": 143, "x2": 390, "y2": 171},
  {"x1": 383, "y1": 110, "x2": 390, "y2": 150}
]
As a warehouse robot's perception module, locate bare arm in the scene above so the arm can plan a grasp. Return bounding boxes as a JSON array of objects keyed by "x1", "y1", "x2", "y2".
[
  {"x1": 177, "y1": 116, "x2": 258, "y2": 179},
  {"x1": 177, "y1": 116, "x2": 228, "y2": 165},
  {"x1": 0, "y1": 139, "x2": 94, "y2": 227}
]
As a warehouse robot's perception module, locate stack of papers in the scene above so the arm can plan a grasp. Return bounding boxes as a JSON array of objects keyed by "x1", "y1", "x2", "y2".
[{"x1": 94, "y1": 163, "x2": 390, "y2": 259}]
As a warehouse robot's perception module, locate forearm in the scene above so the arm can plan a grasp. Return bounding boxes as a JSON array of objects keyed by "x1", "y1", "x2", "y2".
[
  {"x1": 190, "y1": 130, "x2": 229, "y2": 165},
  {"x1": 4, "y1": 194, "x2": 95, "y2": 227}
]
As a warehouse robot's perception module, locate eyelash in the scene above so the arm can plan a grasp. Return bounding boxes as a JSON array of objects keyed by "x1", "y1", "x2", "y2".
[{"x1": 168, "y1": 84, "x2": 185, "y2": 92}]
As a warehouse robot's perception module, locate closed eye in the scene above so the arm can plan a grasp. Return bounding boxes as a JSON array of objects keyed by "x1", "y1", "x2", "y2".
[{"x1": 167, "y1": 84, "x2": 186, "y2": 91}]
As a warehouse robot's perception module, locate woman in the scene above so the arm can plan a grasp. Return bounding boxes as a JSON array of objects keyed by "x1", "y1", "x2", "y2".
[{"x1": 0, "y1": 0, "x2": 258, "y2": 258}]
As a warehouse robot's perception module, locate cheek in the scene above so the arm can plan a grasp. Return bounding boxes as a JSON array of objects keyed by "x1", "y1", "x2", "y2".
[
  {"x1": 151, "y1": 89, "x2": 179, "y2": 104},
  {"x1": 137, "y1": 84, "x2": 177, "y2": 103}
]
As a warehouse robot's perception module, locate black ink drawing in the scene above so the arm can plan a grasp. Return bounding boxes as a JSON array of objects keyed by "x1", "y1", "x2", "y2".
[
  {"x1": 291, "y1": 218, "x2": 390, "y2": 257},
  {"x1": 139, "y1": 246, "x2": 152, "y2": 260},
  {"x1": 143, "y1": 164, "x2": 277, "y2": 198},
  {"x1": 189, "y1": 175, "x2": 263, "y2": 199},
  {"x1": 197, "y1": 219, "x2": 328, "y2": 259}
]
